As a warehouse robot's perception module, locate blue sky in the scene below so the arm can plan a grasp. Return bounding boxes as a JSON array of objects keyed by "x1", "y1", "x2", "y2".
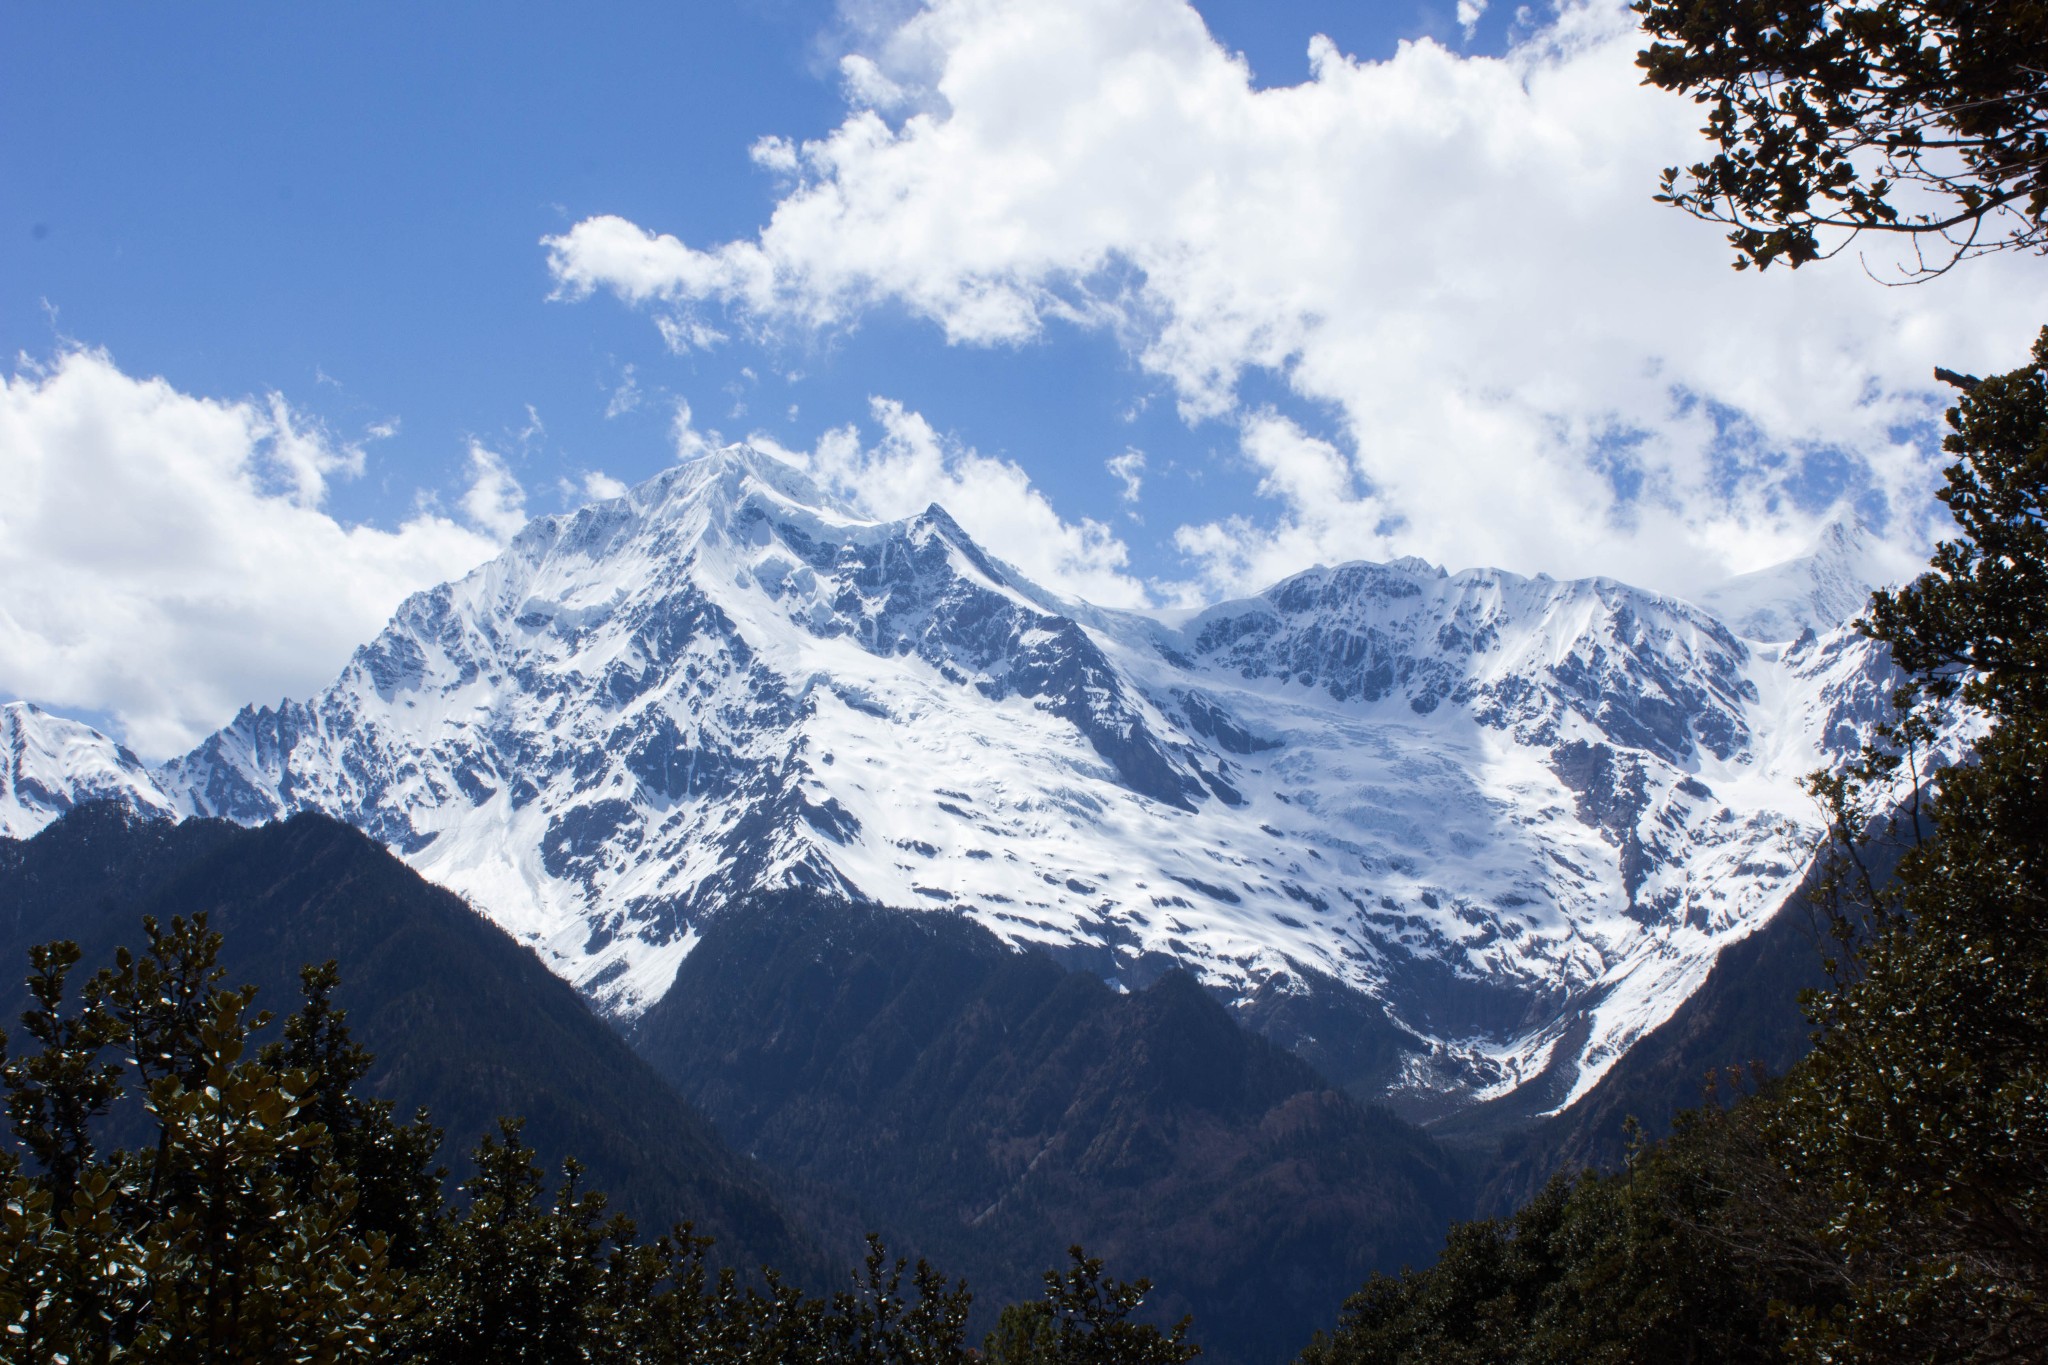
[
  {"x1": 5, "y1": 0, "x2": 2045, "y2": 756},
  {"x1": 5, "y1": 1, "x2": 1468, "y2": 550}
]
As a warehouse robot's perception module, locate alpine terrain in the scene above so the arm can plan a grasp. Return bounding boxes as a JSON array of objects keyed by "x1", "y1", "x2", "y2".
[{"x1": 2, "y1": 446, "x2": 1939, "y2": 1119}]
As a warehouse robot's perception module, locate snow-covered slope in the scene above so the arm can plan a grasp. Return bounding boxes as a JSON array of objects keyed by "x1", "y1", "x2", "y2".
[
  {"x1": 4, "y1": 448, "x2": 1935, "y2": 1114},
  {"x1": 1, "y1": 701, "x2": 177, "y2": 838},
  {"x1": 129, "y1": 446, "x2": 1935, "y2": 1115}
]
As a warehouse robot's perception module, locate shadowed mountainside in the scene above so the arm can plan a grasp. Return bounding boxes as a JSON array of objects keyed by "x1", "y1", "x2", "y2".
[
  {"x1": 1467, "y1": 889, "x2": 1828, "y2": 1212},
  {"x1": 631, "y1": 893, "x2": 1471, "y2": 1365},
  {"x1": 0, "y1": 803, "x2": 836, "y2": 1282},
  {"x1": 1464, "y1": 832, "x2": 1916, "y2": 1214}
]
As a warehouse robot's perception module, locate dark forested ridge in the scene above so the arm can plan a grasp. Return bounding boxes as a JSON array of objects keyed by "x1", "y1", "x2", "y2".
[
  {"x1": 0, "y1": 799, "x2": 1874, "y2": 1363},
  {"x1": 0, "y1": 803, "x2": 831, "y2": 1281},
  {"x1": 0, "y1": 893, "x2": 1204, "y2": 1362},
  {"x1": 1, "y1": 807, "x2": 1474, "y2": 1363},
  {"x1": 632, "y1": 893, "x2": 1468, "y2": 1365}
]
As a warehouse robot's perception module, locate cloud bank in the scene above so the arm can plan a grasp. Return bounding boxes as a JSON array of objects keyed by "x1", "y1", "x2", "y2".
[
  {"x1": 0, "y1": 349, "x2": 511, "y2": 758},
  {"x1": 545, "y1": 0, "x2": 2048, "y2": 598}
]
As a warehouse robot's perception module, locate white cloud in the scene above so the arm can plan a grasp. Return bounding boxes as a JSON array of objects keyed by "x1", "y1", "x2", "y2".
[
  {"x1": 1106, "y1": 447, "x2": 1145, "y2": 502},
  {"x1": 554, "y1": 468, "x2": 632, "y2": 507},
  {"x1": 653, "y1": 313, "x2": 728, "y2": 354},
  {"x1": 262, "y1": 393, "x2": 363, "y2": 505},
  {"x1": 1166, "y1": 411, "x2": 1390, "y2": 591},
  {"x1": 0, "y1": 349, "x2": 505, "y2": 759},
  {"x1": 604, "y1": 364, "x2": 643, "y2": 419},
  {"x1": 749, "y1": 134, "x2": 801, "y2": 173},
  {"x1": 545, "y1": 0, "x2": 2048, "y2": 600},
  {"x1": 840, "y1": 53, "x2": 912, "y2": 111},
  {"x1": 753, "y1": 399, "x2": 1148, "y2": 607},
  {"x1": 459, "y1": 442, "x2": 531, "y2": 542},
  {"x1": 672, "y1": 399, "x2": 717, "y2": 460},
  {"x1": 1457, "y1": 0, "x2": 1488, "y2": 39}
]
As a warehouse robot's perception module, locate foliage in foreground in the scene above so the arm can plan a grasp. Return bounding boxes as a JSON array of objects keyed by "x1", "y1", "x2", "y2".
[
  {"x1": 1635, "y1": 0, "x2": 2048, "y2": 275},
  {"x1": 0, "y1": 914, "x2": 1199, "y2": 1363},
  {"x1": 1303, "y1": 331, "x2": 2048, "y2": 1365}
]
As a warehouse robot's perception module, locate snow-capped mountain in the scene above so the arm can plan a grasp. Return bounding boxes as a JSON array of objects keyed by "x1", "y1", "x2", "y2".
[
  {"x1": 1697, "y1": 518, "x2": 1909, "y2": 643},
  {"x1": 1, "y1": 701, "x2": 177, "y2": 838},
  {"x1": 11, "y1": 448, "x2": 1936, "y2": 1115}
]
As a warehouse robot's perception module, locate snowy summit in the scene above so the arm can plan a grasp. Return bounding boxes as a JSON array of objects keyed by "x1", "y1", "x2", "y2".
[{"x1": 8, "y1": 447, "x2": 1935, "y2": 1118}]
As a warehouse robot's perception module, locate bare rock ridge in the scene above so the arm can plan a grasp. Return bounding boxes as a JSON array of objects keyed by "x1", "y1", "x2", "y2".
[{"x1": 2, "y1": 447, "x2": 1939, "y2": 1119}]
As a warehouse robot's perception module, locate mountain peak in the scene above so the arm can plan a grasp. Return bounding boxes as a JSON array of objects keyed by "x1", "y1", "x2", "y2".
[
  {"x1": 124, "y1": 458, "x2": 1929, "y2": 1122},
  {"x1": 672, "y1": 442, "x2": 853, "y2": 522},
  {"x1": 1697, "y1": 513, "x2": 1913, "y2": 642},
  {"x1": 1, "y1": 702, "x2": 176, "y2": 839}
]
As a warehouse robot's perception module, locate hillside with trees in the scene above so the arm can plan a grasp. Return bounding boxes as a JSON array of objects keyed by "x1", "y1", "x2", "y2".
[
  {"x1": 633, "y1": 893, "x2": 1467, "y2": 1363},
  {"x1": 0, "y1": 908, "x2": 1202, "y2": 1362}
]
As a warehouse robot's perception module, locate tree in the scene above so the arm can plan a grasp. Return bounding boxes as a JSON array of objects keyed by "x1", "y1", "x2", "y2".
[
  {"x1": 0, "y1": 915, "x2": 414, "y2": 1362},
  {"x1": 1771, "y1": 329, "x2": 2048, "y2": 1361},
  {"x1": 405, "y1": 1130, "x2": 975, "y2": 1365},
  {"x1": 1296, "y1": 1108, "x2": 1811, "y2": 1365},
  {"x1": 257, "y1": 962, "x2": 445, "y2": 1272},
  {"x1": 1, "y1": 941, "x2": 132, "y2": 1357},
  {"x1": 399, "y1": 1121, "x2": 625, "y2": 1363},
  {"x1": 814, "y1": 1237, "x2": 972, "y2": 1365},
  {"x1": 982, "y1": 1247, "x2": 1198, "y2": 1365},
  {"x1": 1634, "y1": 0, "x2": 2048, "y2": 274}
]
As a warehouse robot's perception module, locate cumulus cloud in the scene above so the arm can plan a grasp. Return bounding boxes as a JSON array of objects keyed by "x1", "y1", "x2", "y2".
[
  {"x1": 753, "y1": 399, "x2": 1149, "y2": 607},
  {"x1": 749, "y1": 134, "x2": 801, "y2": 174},
  {"x1": 1165, "y1": 412, "x2": 1387, "y2": 591},
  {"x1": 555, "y1": 469, "x2": 631, "y2": 504},
  {"x1": 0, "y1": 349, "x2": 507, "y2": 758},
  {"x1": 544, "y1": 0, "x2": 2048, "y2": 599},
  {"x1": 840, "y1": 53, "x2": 912, "y2": 111}
]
